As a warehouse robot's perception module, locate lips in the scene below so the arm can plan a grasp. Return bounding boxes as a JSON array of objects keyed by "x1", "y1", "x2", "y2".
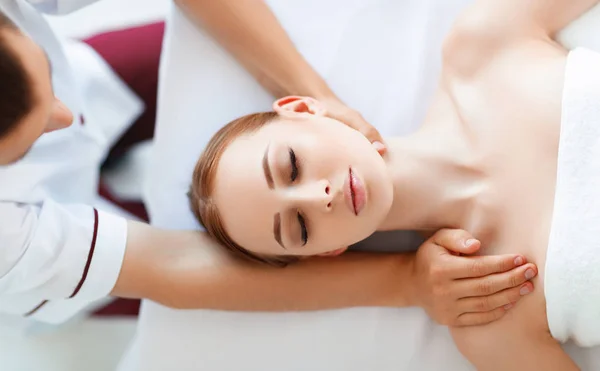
[{"x1": 344, "y1": 167, "x2": 366, "y2": 215}]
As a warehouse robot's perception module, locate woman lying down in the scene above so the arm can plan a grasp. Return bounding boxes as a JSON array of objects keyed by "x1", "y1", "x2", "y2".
[{"x1": 190, "y1": 0, "x2": 600, "y2": 369}]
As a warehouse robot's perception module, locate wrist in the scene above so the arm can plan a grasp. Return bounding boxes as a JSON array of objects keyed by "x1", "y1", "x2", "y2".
[
  {"x1": 277, "y1": 61, "x2": 336, "y2": 100},
  {"x1": 399, "y1": 252, "x2": 421, "y2": 308},
  {"x1": 299, "y1": 79, "x2": 336, "y2": 102},
  {"x1": 377, "y1": 253, "x2": 420, "y2": 308}
]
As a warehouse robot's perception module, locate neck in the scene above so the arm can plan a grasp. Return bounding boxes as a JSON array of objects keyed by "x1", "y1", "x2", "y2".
[{"x1": 379, "y1": 127, "x2": 485, "y2": 233}]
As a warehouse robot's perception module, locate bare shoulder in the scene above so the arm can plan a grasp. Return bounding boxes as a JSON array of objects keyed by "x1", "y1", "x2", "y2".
[
  {"x1": 442, "y1": 3, "x2": 526, "y2": 78},
  {"x1": 450, "y1": 284, "x2": 557, "y2": 368},
  {"x1": 449, "y1": 290, "x2": 578, "y2": 369},
  {"x1": 451, "y1": 228, "x2": 553, "y2": 357}
]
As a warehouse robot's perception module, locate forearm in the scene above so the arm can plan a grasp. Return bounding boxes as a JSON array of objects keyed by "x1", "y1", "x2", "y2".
[
  {"x1": 113, "y1": 221, "x2": 417, "y2": 311},
  {"x1": 158, "y1": 250, "x2": 417, "y2": 311},
  {"x1": 174, "y1": 0, "x2": 336, "y2": 99}
]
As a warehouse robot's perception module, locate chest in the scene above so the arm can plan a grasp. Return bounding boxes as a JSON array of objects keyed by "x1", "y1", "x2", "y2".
[{"x1": 437, "y1": 48, "x2": 569, "y2": 260}]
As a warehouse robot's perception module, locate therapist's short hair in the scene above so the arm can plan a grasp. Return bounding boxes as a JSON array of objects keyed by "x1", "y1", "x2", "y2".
[
  {"x1": 0, "y1": 12, "x2": 32, "y2": 139},
  {"x1": 189, "y1": 111, "x2": 301, "y2": 268}
]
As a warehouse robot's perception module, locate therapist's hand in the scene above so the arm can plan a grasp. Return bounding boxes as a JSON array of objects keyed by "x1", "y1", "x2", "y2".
[
  {"x1": 411, "y1": 229, "x2": 537, "y2": 327},
  {"x1": 319, "y1": 97, "x2": 386, "y2": 155}
]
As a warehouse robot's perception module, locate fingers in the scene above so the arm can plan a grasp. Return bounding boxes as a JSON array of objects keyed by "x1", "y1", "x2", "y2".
[
  {"x1": 347, "y1": 110, "x2": 383, "y2": 141},
  {"x1": 360, "y1": 124, "x2": 386, "y2": 155},
  {"x1": 454, "y1": 305, "x2": 508, "y2": 327},
  {"x1": 455, "y1": 262, "x2": 537, "y2": 295},
  {"x1": 458, "y1": 280, "x2": 534, "y2": 313},
  {"x1": 431, "y1": 228, "x2": 481, "y2": 255},
  {"x1": 450, "y1": 253, "x2": 532, "y2": 278},
  {"x1": 321, "y1": 100, "x2": 387, "y2": 154},
  {"x1": 454, "y1": 281, "x2": 535, "y2": 326},
  {"x1": 372, "y1": 141, "x2": 386, "y2": 155},
  {"x1": 344, "y1": 110, "x2": 386, "y2": 153}
]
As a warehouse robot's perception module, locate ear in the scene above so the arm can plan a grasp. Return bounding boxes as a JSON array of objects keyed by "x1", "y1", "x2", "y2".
[
  {"x1": 316, "y1": 247, "x2": 348, "y2": 258},
  {"x1": 46, "y1": 98, "x2": 73, "y2": 133},
  {"x1": 272, "y1": 96, "x2": 326, "y2": 119}
]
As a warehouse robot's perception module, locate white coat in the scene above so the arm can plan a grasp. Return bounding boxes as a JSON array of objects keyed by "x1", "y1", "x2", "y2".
[{"x1": 0, "y1": 0, "x2": 142, "y2": 323}]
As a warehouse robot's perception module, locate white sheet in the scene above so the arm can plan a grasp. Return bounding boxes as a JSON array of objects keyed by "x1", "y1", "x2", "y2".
[{"x1": 124, "y1": 1, "x2": 600, "y2": 370}]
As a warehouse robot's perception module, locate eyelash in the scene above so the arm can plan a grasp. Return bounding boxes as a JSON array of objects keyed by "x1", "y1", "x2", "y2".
[
  {"x1": 289, "y1": 148, "x2": 307, "y2": 245},
  {"x1": 297, "y1": 212, "x2": 308, "y2": 246},
  {"x1": 289, "y1": 148, "x2": 299, "y2": 182}
]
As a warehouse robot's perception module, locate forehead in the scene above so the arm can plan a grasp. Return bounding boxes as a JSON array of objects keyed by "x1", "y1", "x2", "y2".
[{"x1": 212, "y1": 130, "x2": 279, "y2": 254}]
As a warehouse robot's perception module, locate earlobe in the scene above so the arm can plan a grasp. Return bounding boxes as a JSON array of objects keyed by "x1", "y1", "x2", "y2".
[{"x1": 273, "y1": 96, "x2": 326, "y2": 118}]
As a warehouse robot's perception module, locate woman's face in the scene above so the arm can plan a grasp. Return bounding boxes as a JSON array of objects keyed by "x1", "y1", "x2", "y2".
[{"x1": 212, "y1": 98, "x2": 394, "y2": 257}]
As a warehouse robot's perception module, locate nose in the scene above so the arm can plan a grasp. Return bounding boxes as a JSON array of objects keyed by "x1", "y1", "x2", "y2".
[
  {"x1": 287, "y1": 179, "x2": 333, "y2": 212},
  {"x1": 45, "y1": 98, "x2": 74, "y2": 133}
]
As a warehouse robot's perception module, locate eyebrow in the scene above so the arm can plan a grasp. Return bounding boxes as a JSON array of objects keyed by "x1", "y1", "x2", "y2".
[
  {"x1": 263, "y1": 145, "x2": 274, "y2": 189},
  {"x1": 273, "y1": 212, "x2": 286, "y2": 249},
  {"x1": 265, "y1": 145, "x2": 285, "y2": 249}
]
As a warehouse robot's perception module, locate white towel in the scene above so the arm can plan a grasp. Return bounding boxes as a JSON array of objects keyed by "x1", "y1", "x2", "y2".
[{"x1": 545, "y1": 47, "x2": 600, "y2": 347}]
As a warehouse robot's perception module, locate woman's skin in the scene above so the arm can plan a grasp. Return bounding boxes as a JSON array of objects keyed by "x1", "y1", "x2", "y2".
[
  {"x1": 176, "y1": 0, "x2": 544, "y2": 328},
  {"x1": 213, "y1": 98, "x2": 393, "y2": 257},
  {"x1": 212, "y1": 0, "x2": 600, "y2": 368},
  {"x1": 440, "y1": 1, "x2": 597, "y2": 369}
]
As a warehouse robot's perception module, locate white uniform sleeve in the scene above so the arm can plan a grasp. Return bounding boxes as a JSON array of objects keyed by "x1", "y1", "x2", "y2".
[
  {"x1": 24, "y1": 0, "x2": 99, "y2": 15},
  {"x1": 0, "y1": 199, "x2": 127, "y2": 323}
]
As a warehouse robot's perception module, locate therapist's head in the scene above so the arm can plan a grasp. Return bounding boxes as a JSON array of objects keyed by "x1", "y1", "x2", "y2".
[
  {"x1": 0, "y1": 12, "x2": 73, "y2": 165},
  {"x1": 189, "y1": 96, "x2": 394, "y2": 266}
]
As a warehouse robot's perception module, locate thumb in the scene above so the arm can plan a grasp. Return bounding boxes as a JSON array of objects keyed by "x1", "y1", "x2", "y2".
[
  {"x1": 372, "y1": 141, "x2": 387, "y2": 155},
  {"x1": 432, "y1": 229, "x2": 481, "y2": 255},
  {"x1": 458, "y1": 238, "x2": 481, "y2": 255},
  {"x1": 362, "y1": 126, "x2": 385, "y2": 147},
  {"x1": 362, "y1": 127, "x2": 386, "y2": 155}
]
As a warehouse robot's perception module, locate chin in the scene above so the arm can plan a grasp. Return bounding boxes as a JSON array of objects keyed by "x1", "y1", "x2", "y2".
[{"x1": 349, "y1": 220, "x2": 381, "y2": 243}]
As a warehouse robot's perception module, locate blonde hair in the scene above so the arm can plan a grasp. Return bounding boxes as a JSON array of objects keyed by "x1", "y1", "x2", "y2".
[{"x1": 189, "y1": 112, "x2": 301, "y2": 267}]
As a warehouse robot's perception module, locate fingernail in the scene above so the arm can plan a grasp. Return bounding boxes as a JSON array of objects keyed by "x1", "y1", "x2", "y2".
[
  {"x1": 372, "y1": 141, "x2": 386, "y2": 151},
  {"x1": 514, "y1": 256, "x2": 524, "y2": 266},
  {"x1": 520, "y1": 285, "x2": 531, "y2": 296},
  {"x1": 504, "y1": 304, "x2": 513, "y2": 310},
  {"x1": 464, "y1": 238, "x2": 477, "y2": 248},
  {"x1": 525, "y1": 269, "x2": 536, "y2": 280}
]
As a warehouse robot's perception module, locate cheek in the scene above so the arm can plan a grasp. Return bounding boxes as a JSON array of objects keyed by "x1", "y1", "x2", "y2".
[
  {"x1": 309, "y1": 123, "x2": 372, "y2": 160},
  {"x1": 298, "y1": 131, "x2": 350, "y2": 171}
]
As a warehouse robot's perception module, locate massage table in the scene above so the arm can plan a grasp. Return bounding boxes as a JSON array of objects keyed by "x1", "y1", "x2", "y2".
[{"x1": 120, "y1": 1, "x2": 600, "y2": 370}]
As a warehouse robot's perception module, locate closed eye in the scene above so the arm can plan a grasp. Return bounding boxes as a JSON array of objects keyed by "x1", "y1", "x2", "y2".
[
  {"x1": 297, "y1": 212, "x2": 308, "y2": 246},
  {"x1": 289, "y1": 148, "x2": 299, "y2": 182}
]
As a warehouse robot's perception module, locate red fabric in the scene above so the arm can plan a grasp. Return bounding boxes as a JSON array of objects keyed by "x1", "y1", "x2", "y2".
[
  {"x1": 93, "y1": 298, "x2": 141, "y2": 317},
  {"x1": 23, "y1": 300, "x2": 48, "y2": 317},
  {"x1": 82, "y1": 22, "x2": 165, "y2": 317},
  {"x1": 84, "y1": 22, "x2": 165, "y2": 161},
  {"x1": 98, "y1": 182, "x2": 149, "y2": 222},
  {"x1": 69, "y1": 208, "x2": 99, "y2": 298}
]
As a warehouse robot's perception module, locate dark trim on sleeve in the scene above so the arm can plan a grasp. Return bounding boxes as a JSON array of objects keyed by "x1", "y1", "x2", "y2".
[
  {"x1": 68, "y1": 208, "x2": 99, "y2": 298},
  {"x1": 23, "y1": 300, "x2": 49, "y2": 317}
]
